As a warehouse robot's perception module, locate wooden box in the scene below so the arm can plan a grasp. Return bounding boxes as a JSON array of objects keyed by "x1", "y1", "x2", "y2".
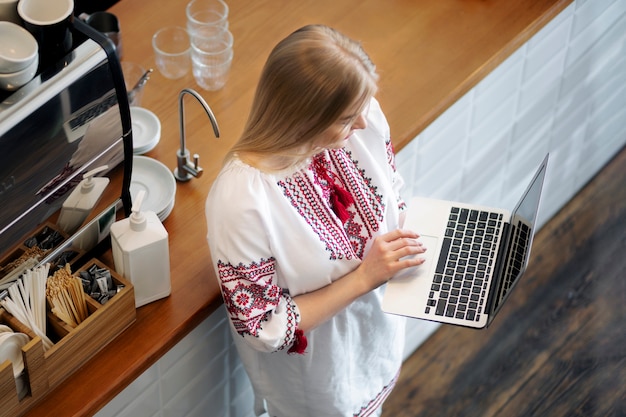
[
  {"x1": 0, "y1": 258, "x2": 135, "y2": 417},
  {"x1": 0, "y1": 223, "x2": 74, "y2": 286}
]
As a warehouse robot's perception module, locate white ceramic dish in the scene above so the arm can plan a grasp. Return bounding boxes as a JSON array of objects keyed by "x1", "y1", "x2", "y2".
[
  {"x1": 0, "y1": 53, "x2": 38, "y2": 91},
  {"x1": 0, "y1": 21, "x2": 38, "y2": 73},
  {"x1": 130, "y1": 106, "x2": 161, "y2": 154},
  {"x1": 0, "y1": 0, "x2": 21, "y2": 24},
  {"x1": 157, "y1": 196, "x2": 175, "y2": 222},
  {"x1": 0, "y1": 327, "x2": 29, "y2": 399},
  {"x1": 0, "y1": 331, "x2": 29, "y2": 377},
  {"x1": 130, "y1": 156, "x2": 176, "y2": 220}
]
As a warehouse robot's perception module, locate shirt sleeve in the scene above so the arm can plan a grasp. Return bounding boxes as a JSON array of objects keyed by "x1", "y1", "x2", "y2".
[
  {"x1": 387, "y1": 137, "x2": 407, "y2": 213},
  {"x1": 206, "y1": 166, "x2": 303, "y2": 353},
  {"x1": 365, "y1": 97, "x2": 407, "y2": 212}
]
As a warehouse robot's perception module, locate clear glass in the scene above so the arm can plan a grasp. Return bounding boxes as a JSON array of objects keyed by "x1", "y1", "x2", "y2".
[
  {"x1": 185, "y1": 0, "x2": 228, "y2": 40},
  {"x1": 152, "y1": 26, "x2": 190, "y2": 79},
  {"x1": 190, "y1": 28, "x2": 233, "y2": 90}
]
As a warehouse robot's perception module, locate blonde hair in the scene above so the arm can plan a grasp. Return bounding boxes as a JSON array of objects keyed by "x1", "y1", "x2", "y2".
[{"x1": 226, "y1": 24, "x2": 379, "y2": 164}]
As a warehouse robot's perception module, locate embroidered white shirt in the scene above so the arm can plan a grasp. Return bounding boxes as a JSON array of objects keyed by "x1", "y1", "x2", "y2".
[{"x1": 206, "y1": 98, "x2": 407, "y2": 417}]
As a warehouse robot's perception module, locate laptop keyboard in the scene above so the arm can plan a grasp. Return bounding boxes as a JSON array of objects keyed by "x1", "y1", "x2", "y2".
[{"x1": 424, "y1": 207, "x2": 502, "y2": 322}]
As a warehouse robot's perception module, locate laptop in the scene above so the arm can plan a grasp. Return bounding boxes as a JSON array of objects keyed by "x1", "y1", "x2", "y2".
[{"x1": 382, "y1": 154, "x2": 549, "y2": 329}]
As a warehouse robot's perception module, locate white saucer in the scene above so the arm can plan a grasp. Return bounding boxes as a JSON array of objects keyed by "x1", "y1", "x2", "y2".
[
  {"x1": 130, "y1": 156, "x2": 176, "y2": 221},
  {"x1": 0, "y1": 331, "x2": 29, "y2": 377},
  {"x1": 157, "y1": 195, "x2": 175, "y2": 222},
  {"x1": 130, "y1": 107, "x2": 161, "y2": 155}
]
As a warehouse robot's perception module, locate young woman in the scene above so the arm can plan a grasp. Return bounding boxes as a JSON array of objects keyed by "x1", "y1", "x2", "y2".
[{"x1": 206, "y1": 24, "x2": 426, "y2": 417}]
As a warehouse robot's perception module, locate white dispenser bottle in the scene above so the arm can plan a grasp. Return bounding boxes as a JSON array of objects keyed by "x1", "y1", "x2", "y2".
[
  {"x1": 57, "y1": 165, "x2": 110, "y2": 234},
  {"x1": 110, "y1": 190, "x2": 171, "y2": 307}
]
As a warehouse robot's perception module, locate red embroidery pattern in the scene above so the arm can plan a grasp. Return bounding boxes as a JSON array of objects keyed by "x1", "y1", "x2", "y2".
[
  {"x1": 311, "y1": 154, "x2": 354, "y2": 223},
  {"x1": 283, "y1": 300, "x2": 305, "y2": 353},
  {"x1": 278, "y1": 150, "x2": 385, "y2": 260},
  {"x1": 385, "y1": 137, "x2": 397, "y2": 172},
  {"x1": 384, "y1": 138, "x2": 407, "y2": 212},
  {"x1": 331, "y1": 149, "x2": 384, "y2": 237},
  {"x1": 279, "y1": 169, "x2": 356, "y2": 261},
  {"x1": 218, "y1": 259, "x2": 287, "y2": 338},
  {"x1": 354, "y1": 371, "x2": 400, "y2": 416}
]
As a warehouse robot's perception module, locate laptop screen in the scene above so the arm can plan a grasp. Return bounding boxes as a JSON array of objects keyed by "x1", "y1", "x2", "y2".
[{"x1": 491, "y1": 154, "x2": 549, "y2": 314}]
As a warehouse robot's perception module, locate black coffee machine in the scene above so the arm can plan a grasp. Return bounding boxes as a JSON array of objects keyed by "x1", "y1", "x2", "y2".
[{"x1": 0, "y1": 19, "x2": 132, "y2": 290}]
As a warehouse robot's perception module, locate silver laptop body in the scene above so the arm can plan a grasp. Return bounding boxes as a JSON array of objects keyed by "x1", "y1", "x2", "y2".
[{"x1": 382, "y1": 154, "x2": 548, "y2": 329}]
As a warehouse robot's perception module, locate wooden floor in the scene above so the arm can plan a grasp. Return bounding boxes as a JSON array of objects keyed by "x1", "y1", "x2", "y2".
[{"x1": 383, "y1": 146, "x2": 626, "y2": 417}]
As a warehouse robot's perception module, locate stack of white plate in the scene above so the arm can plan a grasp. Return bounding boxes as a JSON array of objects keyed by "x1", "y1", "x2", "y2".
[
  {"x1": 130, "y1": 107, "x2": 161, "y2": 155},
  {"x1": 0, "y1": 325, "x2": 29, "y2": 400},
  {"x1": 0, "y1": 22, "x2": 38, "y2": 91},
  {"x1": 130, "y1": 156, "x2": 176, "y2": 221}
]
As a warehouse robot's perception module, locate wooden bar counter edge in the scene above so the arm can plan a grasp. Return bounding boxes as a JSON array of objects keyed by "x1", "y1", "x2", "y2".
[{"x1": 23, "y1": 0, "x2": 572, "y2": 415}]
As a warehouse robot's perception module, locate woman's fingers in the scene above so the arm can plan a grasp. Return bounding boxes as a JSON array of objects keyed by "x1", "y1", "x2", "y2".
[
  {"x1": 382, "y1": 228, "x2": 420, "y2": 241},
  {"x1": 384, "y1": 230, "x2": 429, "y2": 268},
  {"x1": 379, "y1": 229, "x2": 426, "y2": 253},
  {"x1": 359, "y1": 229, "x2": 430, "y2": 288},
  {"x1": 395, "y1": 243, "x2": 427, "y2": 259}
]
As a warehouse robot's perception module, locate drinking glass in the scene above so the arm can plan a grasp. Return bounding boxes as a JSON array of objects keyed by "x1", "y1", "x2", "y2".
[
  {"x1": 185, "y1": 0, "x2": 228, "y2": 40},
  {"x1": 190, "y1": 28, "x2": 233, "y2": 90},
  {"x1": 152, "y1": 26, "x2": 190, "y2": 79}
]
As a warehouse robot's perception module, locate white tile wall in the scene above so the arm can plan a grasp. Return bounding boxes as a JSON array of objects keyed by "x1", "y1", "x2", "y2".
[{"x1": 96, "y1": 1, "x2": 626, "y2": 415}]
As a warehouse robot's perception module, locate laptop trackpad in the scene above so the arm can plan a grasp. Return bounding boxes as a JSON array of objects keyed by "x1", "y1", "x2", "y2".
[
  {"x1": 383, "y1": 234, "x2": 440, "y2": 316},
  {"x1": 394, "y1": 234, "x2": 439, "y2": 282}
]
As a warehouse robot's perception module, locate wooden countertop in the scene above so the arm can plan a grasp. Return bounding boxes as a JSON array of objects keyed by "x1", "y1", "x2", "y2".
[{"x1": 24, "y1": 0, "x2": 571, "y2": 415}]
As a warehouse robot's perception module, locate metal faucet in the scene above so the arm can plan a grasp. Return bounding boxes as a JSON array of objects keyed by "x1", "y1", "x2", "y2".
[{"x1": 174, "y1": 88, "x2": 220, "y2": 182}]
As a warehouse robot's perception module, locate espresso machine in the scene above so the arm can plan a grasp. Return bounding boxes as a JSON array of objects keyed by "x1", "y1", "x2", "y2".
[{"x1": 0, "y1": 18, "x2": 132, "y2": 289}]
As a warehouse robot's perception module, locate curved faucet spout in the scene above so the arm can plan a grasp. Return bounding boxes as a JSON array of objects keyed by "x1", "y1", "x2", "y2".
[{"x1": 175, "y1": 88, "x2": 220, "y2": 182}]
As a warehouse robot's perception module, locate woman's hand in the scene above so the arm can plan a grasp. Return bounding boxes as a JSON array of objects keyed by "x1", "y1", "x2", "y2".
[
  {"x1": 294, "y1": 228, "x2": 427, "y2": 332},
  {"x1": 355, "y1": 229, "x2": 427, "y2": 292}
]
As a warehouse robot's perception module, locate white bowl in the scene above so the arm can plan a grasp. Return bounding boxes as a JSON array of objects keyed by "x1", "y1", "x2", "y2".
[
  {"x1": 0, "y1": 0, "x2": 20, "y2": 25},
  {"x1": 0, "y1": 53, "x2": 38, "y2": 91},
  {"x1": 0, "y1": 21, "x2": 38, "y2": 73}
]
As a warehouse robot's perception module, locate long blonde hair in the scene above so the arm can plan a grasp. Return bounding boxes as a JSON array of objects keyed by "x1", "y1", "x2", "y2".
[{"x1": 226, "y1": 24, "x2": 379, "y2": 164}]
